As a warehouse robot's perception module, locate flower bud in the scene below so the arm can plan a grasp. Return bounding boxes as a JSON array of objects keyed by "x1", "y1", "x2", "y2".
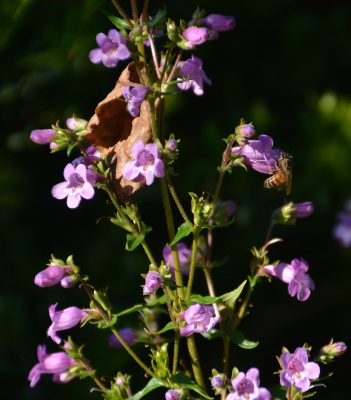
[
  {"x1": 166, "y1": 139, "x2": 178, "y2": 151},
  {"x1": 321, "y1": 340, "x2": 347, "y2": 360},
  {"x1": 293, "y1": 201, "x2": 314, "y2": 218},
  {"x1": 66, "y1": 116, "x2": 87, "y2": 131},
  {"x1": 30, "y1": 129, "x2": 56, "y2": 144},
  {"x1": 165, "y1": 389, "x2": 181, "y2": 400},
  {"x1": 202, "y1": 14, "x2": 236, "y2": 32},
  {"x1": 235, "y1": 122, "x2": 255, "y2": 138},
  {"x1": 34, "y1": 265, "x2": 71, "y2": 288},
  {"x1": 211, "y1": 374, "x2": 225, "y2": 389},
  {"x1": 143, "y1": 271, "x2": 163, "y2": 295}
]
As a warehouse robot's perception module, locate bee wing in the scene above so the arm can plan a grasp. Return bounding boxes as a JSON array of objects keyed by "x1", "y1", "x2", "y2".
[{"x1": 285, "y1": 170, "x2": 292, "y2": 195}]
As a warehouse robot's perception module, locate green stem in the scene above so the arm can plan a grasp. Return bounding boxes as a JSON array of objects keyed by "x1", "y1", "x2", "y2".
[
  {"x1": 185, "y1": 231, "x2": 199, "y2": 299},
  {"x1": 186, "y1": 336, "x2": 206, "y2": 390},
  {"x1": 79, "y1": 358, "x2": 108, "y2": 393},
  {"x1": 167, "y1": 174, "x2": 193, "y2": 227},
  {"x1": 172, "y1": 334, "x2": 180, "y2": 374},
  {"x1": 111, "y1": 0, "x2": 132, "y2": 27},
  {"x1": 82, "y1": 283, "x2": 155, "y2": 378}
]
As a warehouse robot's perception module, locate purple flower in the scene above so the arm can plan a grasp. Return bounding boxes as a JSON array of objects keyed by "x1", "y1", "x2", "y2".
[
  {"x1": 89, "y1": 29, "x2": 130, "y2": 68},
  {"x1": 211, "y1": 374, "x2": 225, "y2": 389},
  {"x1": 166, "y1": 139, "x2": 178, "y2": 151},
  {"x1": 34, "y1": 264, "x2": 73, "y2": 288},
  {"x1": 28, "y1": 345, "x2": 76, "y2": 388},
  {"x1": 293, "y1": 202, "x2": 314, "y2": 218},
  {"x1": 143, "y1": 271, "x2": 163, "y2": 295},
  {"x1": 202, "y1": 14, "x2": 236, "y2": 32},
  {"x1": 280, "y1": 347, "x2": 320, "y2": 392},
  {"x1": 226, "y1": 368, "x2": 271, "y2": 400},
  {"x1": 51, "y1": 163, "x2": 98, "y2": 209},
  {"x1": 333, "y1": 212, "x2": 351, "y2": 247},
  {"x1": 108, "y1": 327, "x2": 137, "y2": 349},
  {"x1": 47, "y1": 304, "x2": 87, "y2": 344},
  {"x1": 263, "y1": 258, "x2": 315, "y2": 301},
  {"x1": 30, "y1": 129, "x2": 56, "y2": 145},
  {"x1": 66, "y1": 116, "x2": 87, "y2": 131},
  {"x1": 163, "y1": 242, "x2": 192, "y2": 277},
  {"x1": 182, "y1": 26, "x2": 208, "y2": 49},
  {"x1": 179, "y1": 304, "x2": 220, "y2": 337},
  {"x1": 165, "y1": 389, "x2": 181, "y2": 400},
  {"x1": 122, "y1": 86, "x2": 150, "y2": 117},
  {"x1": 71, "y1": 145, "x2": 101, "y2": 168},
  {"x1": 177, "y1": 54, "x2": 212, "y2": 96},
  {"x1": 122, "y1": 140, "x2": 165, "y2": 186},
  {"x1": 232, "y1": 134, "x2": 282, "y2": 174}
]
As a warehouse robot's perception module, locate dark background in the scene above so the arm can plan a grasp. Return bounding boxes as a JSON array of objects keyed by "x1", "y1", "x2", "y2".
[{"x1": 1, "y1": 0, "x2": 350, "y2": 399}]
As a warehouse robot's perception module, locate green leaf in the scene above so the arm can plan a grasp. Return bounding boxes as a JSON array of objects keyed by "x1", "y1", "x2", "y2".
[
  {"x1": 202, "y1": 330, "x2": 223, "y2": 340},
  {"x1": 125, "y1": 232, "x2": 145, "y2": 251},
  {"x1": 229, "y1": 330, "x2": 259, "y2": 349},
  {"x1": 219, "y1": 280, "x2": 246, "y2": 308},
  {"x1": 169, "y1": 222, "x2": 193, "y2": 246},
  {"x1": 148, "y1": 321, "x2": 174, "y2": 335},
  {"x1": 148, "y1": 7, "x2": 167, "y2": 28},
  {"x1": 108, "y1": 15, "x2": 130, "y2": 30},
  {"x1": 147, "y1": 294, "x2": 168, "y2": 306},
  {"x1": 189, "y1": 294, "x2": 219, "y2": 304},
  {"x1": 127, "y1": 378, "x2": 164, "y2": 400},
  {"x1": 115, "y1": 304, "x2": 145, "y2": 317},
  {"x1": 171, "y1": 373, "x2": 213, "y2": 399}
]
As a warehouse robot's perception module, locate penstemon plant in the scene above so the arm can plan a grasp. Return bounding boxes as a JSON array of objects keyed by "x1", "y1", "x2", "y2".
[{"x1": 28, "y1": 2, "x2": 346, "y2": 400}]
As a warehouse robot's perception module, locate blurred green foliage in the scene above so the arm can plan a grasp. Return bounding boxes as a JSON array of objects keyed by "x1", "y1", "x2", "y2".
[{"x1": 1, "y1": 0, "x2": 350, "y2": 399}]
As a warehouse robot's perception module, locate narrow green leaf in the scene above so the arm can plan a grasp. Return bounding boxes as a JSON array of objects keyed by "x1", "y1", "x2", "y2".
[
  {"x1": 127, "y1": 378, "x2": 164, "y2": 400},
  {"x1": 115, "y1": 304, "x2": 145, "y2": 317},
  {"x1": 125, "y1": 233, "x2": 145, "y2": 251},
  {"x1": 189, "y1": 294, "x2": 219, "y2": 304},
  {"x1": 148, "y1": 7, "x2": 167, "y2": 28},
  {"x1": 219, "y1": 280, "x2": 247, "y2": 308},
  {"x1": 148, "y1": 321, "x2": 174, "y2": 335},
  {"x1": 147, "y1": 294, "x2": 168, "y2": 306},
  {"x1": 229, "y1": 330, "x2": 259, "y2": 349},
  {"x1": 171, "y1": 373, "x2": 213, "y2": 399},
  {"x1": 108, "y1": 15, "x2": 130, "y2": 30},
  {"x1": 170, "y1": 222, "x2": 192, "y2": 246}
]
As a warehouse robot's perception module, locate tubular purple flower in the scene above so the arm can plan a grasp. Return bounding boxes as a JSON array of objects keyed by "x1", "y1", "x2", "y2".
[
  {"x1": 264, "y1": 258, "x2": 315, "y2": 301},
  {"x1": 165, "y1": 389, "x2": 181, "y2": 400},
  {"x1": 47, "y1": 304, "x2": 87, "y2": 344},
  {"x1": 51, "y1": 163, "x2": 98, "y2": 209},
  {"x1": 28, "y1": 345, "x2": 76, "y2": 388},
  {"x1": 122, "y1": 140, "x2": 165, "y2": 186},
  {"x1": 202, "y1": 14, "x2": 236, "y2": 32},
  {"x1": 177, "y1": 54, "x2": 212, "y2": 96},
  {"x1": 143, "y1": 271, "x2": 163, "y2": 295},
  {"x1": 30, "y1": 129, "x2": 56, "y2": 145},
  {"x1": 122, "y1": 86, "x2": 150, "y2": 117},
  {"x1": 280, "y1": 347, "x2": 320, "y2": 392},
  {"x1": 226, "y1": 368, "x2": 271, "y2": 400},
  {"x1": 232, "y1": 134, "x2": 281, "y2": 174},
  {"x1": 179, "y1": 304, "x2": 220, "y2": 336},
  {"x1": 108, "y1": 327, "x2": 137, "y2": 349},
  {"x1": 34, "y1": 264, "x2": 73, "y2": 288},
  {"x1": 182, "y1": 26, "x2": 208, "y2": 48},
  {"x1": 293, "y1": 202, "x2": 314, "y2": 218},
  {"x1": 321, "y1": 340, "x2": 347, "y2": 357},
  {"x1": 89, "y1": 29, "x2": 130, "y2": 68},
  {"x1": 333, "y1": 212, "x2": 351, "y2": 247}
]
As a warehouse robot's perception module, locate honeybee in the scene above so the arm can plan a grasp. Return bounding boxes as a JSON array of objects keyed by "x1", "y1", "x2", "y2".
[{"x1": 264, "y1": 152, "x2": 293, "y2": 195}]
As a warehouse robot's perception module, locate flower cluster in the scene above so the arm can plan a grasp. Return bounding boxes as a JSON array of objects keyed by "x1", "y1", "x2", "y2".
[{"x1": 179, "y1": 304, "x2": 220, "y2": 336}]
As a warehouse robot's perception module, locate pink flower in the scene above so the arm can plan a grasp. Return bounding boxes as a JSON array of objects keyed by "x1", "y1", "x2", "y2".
[
  {"x1": 30, "y1": 129, "x2": 56, "y2": 145},
  {"x1": 28, "y1": 345, "x2": 76, "y2": 387},
  {"x1": 143, "y1": 271, "x2": 163, "y2": 295},
  {"x1": 179, "y1": 304, "x2": 220, "y2": 337},
  {"x1": 122, "y1": 141, "x2": 165, "y2": 185},
  {"x1": 51, "y1": 163, "x2": 98, "y2": 208},
  {"x1": 89, "y1": 29, "x2": 130, "y2": 68},
  {"x1": 177, "y1": 54, "x2": 212, "y2": 96},
  {"x1": 264, "y1": 258, "x2": 315, "y2": 301},
  {"x1": 163, "y1": 242, "x2": 192, "y2": 278},
  {"x1": 182, "y1": 26, "x2": 208, "y2": 48},
  {"x1": 280, "y1": 347, "x2": 320, "y2": 392},
  {"x1": 202, "y1": 14, "x2": 236, "y2": 32},
  {"x1": 226, "y1": 368, "x2": 271, "y2": 400},
  {"x1": 47, "y1": 304, "x2": 87, "y2": 344}
]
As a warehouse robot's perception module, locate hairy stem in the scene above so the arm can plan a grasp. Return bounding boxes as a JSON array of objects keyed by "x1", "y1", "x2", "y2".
[
  {"x1": 185, "y1": 231, "x2": 200, "y2": 299},
  {"x1": 79, "y1": 358, "x2": 108, "y2": 393},
  {"x1": 186, "y1": 336, "x2": 206, "y2": 390},
  {"x1": 111, "y1": 0, "x2": 132, "y2": 27},
  {"x1": 167, "y1": 174, "x2": 193, "y2": 227}
]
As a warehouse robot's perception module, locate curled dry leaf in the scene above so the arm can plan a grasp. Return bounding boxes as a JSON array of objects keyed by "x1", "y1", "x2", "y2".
[{"x1": 84, "y1": 62, "x2": 153, "y2": 202}]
